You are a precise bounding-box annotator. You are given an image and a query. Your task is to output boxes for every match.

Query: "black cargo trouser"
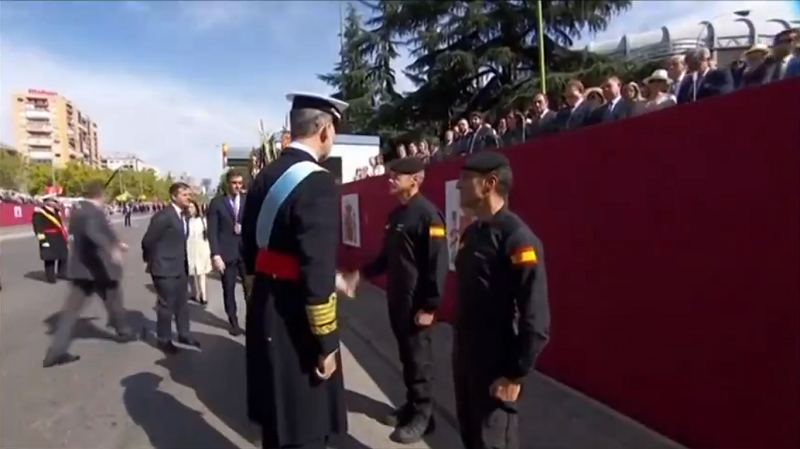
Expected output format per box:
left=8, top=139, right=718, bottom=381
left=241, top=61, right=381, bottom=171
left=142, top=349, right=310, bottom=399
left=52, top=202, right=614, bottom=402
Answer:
left=44, top=259, right=67, bottom=283
left=452, top=352, right=520, bottom=449
left=388, top=300, right=435, bottom=415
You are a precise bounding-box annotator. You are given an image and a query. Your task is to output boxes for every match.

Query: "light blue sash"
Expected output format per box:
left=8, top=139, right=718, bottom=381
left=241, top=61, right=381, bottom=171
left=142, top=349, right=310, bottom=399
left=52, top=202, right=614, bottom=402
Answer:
left=256, top=161, right=327, bottom=248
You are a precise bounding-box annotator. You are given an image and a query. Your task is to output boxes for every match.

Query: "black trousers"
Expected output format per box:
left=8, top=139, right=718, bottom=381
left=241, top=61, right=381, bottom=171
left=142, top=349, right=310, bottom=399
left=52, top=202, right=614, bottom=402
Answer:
left=124, top=213, right=132, bottom=226
left=452, top=357, right=519, bottom=449
left=152, top=275, right=190, bottom=340
left=44, top=259, right=67, bottom=283
left=221, top=259, right=246, bottom=324
left=45, top=279, right=130, bottom=359
left=388, top=302, right=434, bottom=415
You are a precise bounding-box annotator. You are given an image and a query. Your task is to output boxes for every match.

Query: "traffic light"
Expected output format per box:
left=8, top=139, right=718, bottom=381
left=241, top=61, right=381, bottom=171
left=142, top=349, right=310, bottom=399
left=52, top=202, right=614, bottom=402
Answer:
left=221, top=143, right=228, bottom=167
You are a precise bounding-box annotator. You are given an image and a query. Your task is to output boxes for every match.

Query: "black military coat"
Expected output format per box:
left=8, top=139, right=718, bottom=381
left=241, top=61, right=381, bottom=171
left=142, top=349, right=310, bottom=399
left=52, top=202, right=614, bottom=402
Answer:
left=31, top=206, right=69, bottom=262
left=241, top=147, right=347, bottom=448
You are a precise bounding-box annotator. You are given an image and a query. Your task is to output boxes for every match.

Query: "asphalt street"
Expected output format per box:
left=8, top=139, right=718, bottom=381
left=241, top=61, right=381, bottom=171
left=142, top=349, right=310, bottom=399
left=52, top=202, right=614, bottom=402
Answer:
left=0, top=218, right=462, bottom=449
left=0, top=215, right=684, bottom=449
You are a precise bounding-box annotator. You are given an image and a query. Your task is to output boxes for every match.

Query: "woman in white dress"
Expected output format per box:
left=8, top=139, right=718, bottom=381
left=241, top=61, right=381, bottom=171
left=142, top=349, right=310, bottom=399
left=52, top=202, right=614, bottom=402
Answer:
left=186, top=200, right=212, bottom=305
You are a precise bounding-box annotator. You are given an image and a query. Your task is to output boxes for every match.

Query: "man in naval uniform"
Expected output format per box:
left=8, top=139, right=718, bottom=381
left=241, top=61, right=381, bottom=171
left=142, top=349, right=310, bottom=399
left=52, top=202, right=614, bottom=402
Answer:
left=32, top=194, right=69, bottom=283
left=241, top=92, right=352, bottom=449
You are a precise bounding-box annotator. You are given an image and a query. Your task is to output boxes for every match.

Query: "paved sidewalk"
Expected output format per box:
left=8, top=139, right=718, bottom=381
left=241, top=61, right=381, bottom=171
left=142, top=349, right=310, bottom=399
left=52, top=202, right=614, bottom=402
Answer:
left=340, top=283, right=687, bottom=449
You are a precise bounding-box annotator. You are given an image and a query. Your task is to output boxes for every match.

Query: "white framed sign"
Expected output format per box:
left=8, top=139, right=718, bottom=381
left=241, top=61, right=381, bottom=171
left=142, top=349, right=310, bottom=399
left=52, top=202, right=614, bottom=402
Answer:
left=341, top=193, right=361, bottom=248
left=444, top=180, right=476, bottom=271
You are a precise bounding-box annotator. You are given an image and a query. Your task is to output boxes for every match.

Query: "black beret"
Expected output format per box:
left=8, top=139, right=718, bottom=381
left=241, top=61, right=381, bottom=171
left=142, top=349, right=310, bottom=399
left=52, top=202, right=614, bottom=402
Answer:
left=389, top=157, right=426, bottom=174
left=461, top=151, right=510, bottom=174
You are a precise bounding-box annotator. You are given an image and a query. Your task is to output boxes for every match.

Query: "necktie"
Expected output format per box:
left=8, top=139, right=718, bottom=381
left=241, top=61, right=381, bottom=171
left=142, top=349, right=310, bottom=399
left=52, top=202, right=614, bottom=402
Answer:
left=231, top=196, right=239, bottom=219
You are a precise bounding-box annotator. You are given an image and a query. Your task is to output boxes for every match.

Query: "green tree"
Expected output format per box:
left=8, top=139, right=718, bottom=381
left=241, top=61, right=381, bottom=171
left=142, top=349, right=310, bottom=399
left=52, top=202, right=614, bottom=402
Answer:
left=318, top=4, right=377, bottom=133
left=351, top=0, right=637, bottom=138
left=26, top=163, right=54, bottom=195
left=0, top=151, right=27, bottom=190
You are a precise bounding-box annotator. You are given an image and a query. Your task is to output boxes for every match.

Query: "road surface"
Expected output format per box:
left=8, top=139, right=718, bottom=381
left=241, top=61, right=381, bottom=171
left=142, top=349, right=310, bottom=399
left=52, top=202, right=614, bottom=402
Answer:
left=0, top=217, right=683, bottom=449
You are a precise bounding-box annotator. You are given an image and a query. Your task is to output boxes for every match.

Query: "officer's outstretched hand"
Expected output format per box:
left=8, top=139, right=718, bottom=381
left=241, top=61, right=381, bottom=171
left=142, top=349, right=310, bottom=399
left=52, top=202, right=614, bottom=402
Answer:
left=490, top=377, right=522, bottom=403
left=315, top=349, right=339, bottom=380
left=414, top=310, right=435, bottom=327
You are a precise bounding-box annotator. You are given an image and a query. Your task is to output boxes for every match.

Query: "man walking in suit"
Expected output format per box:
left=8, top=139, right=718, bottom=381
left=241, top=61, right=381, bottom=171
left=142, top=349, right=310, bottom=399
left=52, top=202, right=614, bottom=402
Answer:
left=141, top=181, right=200, bottom=354
left=207, top=169, right=247, bottom=336
left=43, top=181, right=135, bottom=368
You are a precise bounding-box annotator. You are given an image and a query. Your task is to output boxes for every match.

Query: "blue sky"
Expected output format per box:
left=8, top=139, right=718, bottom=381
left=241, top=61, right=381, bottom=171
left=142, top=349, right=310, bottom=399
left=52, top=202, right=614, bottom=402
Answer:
left=1, top=1, right=796, bottom=180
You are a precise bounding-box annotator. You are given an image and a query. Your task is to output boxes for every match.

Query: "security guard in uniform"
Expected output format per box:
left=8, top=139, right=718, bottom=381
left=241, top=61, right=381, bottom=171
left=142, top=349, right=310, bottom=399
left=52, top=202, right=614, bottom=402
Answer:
left=453, top=151, right=550, bottom=449
left=32, top=194, right=69, bottom=283
left=241, top=92, right=350, bottom=449
left=356, top=156, right=449, bottom=443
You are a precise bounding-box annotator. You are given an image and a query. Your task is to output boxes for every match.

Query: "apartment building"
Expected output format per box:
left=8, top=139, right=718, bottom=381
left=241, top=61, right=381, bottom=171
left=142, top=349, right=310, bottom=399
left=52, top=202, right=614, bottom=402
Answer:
left=9, top=89, right=101, bottom=167
left=100, top=152, right=159, bottom=175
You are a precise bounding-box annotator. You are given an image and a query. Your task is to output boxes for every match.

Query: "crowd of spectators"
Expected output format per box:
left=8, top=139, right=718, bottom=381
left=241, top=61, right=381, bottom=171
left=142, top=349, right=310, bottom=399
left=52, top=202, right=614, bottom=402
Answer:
left=0, top=189, right=36, bottom=204
left=352, top=28, right=798, bottom=180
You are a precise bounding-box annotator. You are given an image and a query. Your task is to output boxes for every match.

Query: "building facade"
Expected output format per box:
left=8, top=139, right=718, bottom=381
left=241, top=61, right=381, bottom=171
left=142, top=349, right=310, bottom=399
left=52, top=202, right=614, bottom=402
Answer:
left=9, top=89, right=101, bottom=167
left=100, top=152, right=159, bottom=175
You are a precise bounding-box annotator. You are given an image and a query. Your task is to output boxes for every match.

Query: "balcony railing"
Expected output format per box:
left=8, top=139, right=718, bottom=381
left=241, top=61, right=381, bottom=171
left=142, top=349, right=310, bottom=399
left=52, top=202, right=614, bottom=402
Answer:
left=25, top=110, right=51, bottom=120
left=28, top=150, right=54, bottom=160
left=27, top=138, right=53, bottom=146
left=26, top=125, right=53, bottom=133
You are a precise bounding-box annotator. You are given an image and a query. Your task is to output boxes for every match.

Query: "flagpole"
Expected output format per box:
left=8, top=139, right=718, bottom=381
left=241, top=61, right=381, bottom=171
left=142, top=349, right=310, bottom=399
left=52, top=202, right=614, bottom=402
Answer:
left=536, top=0, right=547, bottom=94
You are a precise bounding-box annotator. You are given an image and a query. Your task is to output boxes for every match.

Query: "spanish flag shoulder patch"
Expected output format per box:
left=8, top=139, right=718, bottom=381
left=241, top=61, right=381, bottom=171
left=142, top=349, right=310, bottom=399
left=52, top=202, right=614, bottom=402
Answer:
left=510, top=246, right=537, bottom=266
left=428, top=225, right=446, bottom=238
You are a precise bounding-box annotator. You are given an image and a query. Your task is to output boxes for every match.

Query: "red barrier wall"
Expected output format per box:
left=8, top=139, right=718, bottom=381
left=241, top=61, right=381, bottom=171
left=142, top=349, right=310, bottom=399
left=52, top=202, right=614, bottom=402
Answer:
left=0, top=203, right=36, bottom=228
left=338, top=80, right=800, bottom=449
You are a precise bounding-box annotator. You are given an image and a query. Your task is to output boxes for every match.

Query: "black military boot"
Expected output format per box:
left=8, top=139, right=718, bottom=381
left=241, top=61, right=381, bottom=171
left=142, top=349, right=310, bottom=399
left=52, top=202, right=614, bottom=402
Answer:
left=382, top=402, right=414, bottom=427
left=389, top=410, right=436, bottom=444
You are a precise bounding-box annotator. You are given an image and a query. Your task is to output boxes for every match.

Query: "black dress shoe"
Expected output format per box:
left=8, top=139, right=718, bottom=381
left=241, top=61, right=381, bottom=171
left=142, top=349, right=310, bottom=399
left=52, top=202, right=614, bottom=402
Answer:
left=115, top=330, right=137, bottom=343
left=228, top=323, right=244, bottom=336
left=177, top=335, right=201, bottom=348
left=157, top=339, right=180, bottom=354
left=43, top=353, right=81, bottom=368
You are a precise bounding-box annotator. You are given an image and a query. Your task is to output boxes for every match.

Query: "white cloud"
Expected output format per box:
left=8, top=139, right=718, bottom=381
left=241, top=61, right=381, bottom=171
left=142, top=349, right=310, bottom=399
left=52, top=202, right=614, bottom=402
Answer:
left=0, top=39, right=283, bottom=179
left=175, top=1, right=256, bottom=32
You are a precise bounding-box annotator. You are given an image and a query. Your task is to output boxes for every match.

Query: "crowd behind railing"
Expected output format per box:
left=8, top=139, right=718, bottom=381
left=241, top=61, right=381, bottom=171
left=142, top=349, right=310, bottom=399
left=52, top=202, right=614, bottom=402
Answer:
left=353, top=29, right=799, bottom=181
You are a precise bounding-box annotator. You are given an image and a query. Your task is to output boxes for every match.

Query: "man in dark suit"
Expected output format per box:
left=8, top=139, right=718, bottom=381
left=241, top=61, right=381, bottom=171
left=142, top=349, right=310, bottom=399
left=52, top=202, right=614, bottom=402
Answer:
left=43, top=181, right=135, bottom=368
left=556, top=80, right=592, bottom=131
left=141, top=181, right=200, bottom=354
left=207, top=169, right=247, bottom=336
left=592, top=75, right=631, bottom=124
left=527, top=92, right=556, bottom=139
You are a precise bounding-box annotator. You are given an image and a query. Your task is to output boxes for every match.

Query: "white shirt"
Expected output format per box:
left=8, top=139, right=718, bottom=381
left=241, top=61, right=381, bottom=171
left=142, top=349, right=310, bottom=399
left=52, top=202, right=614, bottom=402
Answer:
left=172, top=202, right=187, bottom=234
left=372, top=165, right=385, bottom=176
left=287, top=141, right=320, bottom=162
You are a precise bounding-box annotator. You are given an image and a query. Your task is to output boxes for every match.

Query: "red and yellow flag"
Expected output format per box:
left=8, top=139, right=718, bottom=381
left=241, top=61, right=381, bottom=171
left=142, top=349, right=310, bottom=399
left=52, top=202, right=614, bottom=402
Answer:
left=429, top=225, right=446, bottom=238
left=511, top=246, right=537, bottom=266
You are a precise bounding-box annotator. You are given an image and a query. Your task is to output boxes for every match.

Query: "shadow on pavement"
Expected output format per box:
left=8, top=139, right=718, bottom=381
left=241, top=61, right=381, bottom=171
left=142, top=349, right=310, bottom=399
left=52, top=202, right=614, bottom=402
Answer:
left=149, top=305, right=389, bottom=449
left=24, top=270, right=50, bottom=283
left=120, top=372, right=239, bottom=449
left=188, top=303, right=232, bottom=332
left=153, top=329, right=260, bottom=445
left=339, top=310, right=455, bottom=449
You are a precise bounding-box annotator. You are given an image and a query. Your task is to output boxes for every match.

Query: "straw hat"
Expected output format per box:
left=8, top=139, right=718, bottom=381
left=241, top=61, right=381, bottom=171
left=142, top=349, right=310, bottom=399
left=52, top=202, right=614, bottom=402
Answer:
left=643, top=69, right=671, bottom=84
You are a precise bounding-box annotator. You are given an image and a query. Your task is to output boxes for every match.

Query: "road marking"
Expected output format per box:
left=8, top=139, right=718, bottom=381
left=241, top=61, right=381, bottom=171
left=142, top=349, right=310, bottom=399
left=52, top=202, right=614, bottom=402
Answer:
left=0, top=215, right=151, bottom=242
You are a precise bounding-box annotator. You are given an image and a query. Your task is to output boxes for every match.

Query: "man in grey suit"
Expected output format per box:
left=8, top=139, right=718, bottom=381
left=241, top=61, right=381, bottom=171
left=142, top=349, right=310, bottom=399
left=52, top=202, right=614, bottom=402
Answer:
left=43, top=181, right=136, bottom=368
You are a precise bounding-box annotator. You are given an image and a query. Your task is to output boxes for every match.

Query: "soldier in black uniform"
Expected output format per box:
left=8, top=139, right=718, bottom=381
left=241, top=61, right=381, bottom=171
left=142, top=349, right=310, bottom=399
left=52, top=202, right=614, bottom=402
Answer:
left=241, top=92, right=350, bottom=449
left=32, top=195, right=69, bottom=283
left=352, top=156, right=449, bottom=443
left=452, top=151, right=550, bottom=449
